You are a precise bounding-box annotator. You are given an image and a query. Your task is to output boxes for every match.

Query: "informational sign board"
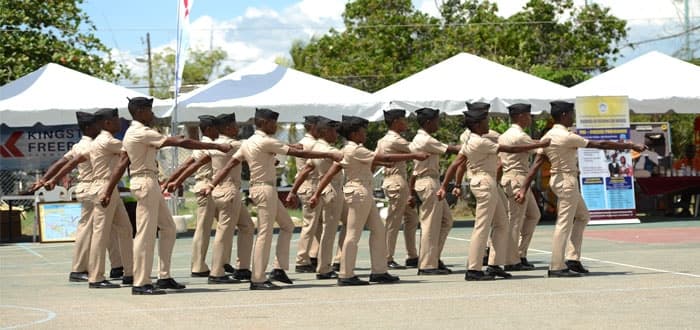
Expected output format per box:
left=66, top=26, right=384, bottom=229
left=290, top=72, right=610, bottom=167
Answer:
left=575, top=96, right=640, bottom=224
left=38, top=202, right=81, bottom=242
left=0, top=123, right=81, bottom=170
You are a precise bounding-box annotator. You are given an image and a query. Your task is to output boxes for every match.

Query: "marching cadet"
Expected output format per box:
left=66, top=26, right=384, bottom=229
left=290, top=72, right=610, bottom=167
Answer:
left=308, top=115, right=429, bottom=286
left=375, top=109, right=419, bottom=269
left=286, top=117, right=343, bottom=279
left=516, top=101, right=646, bottom=277
left=409, top=108, right=461, bottom=275
left=30, top=112, right=100, bottom=283
left=498, top=103, right=541, bottom=271
left=47, top=108, right=135, bottom=288
left=165, top=113, right=255, bottom=284
left=102, top=97, right=231, bottom=295
left=165, top=115, right=222, bottom=277
left=438, top=107, right=549, bottom=281
left=293, top=116, right=322, bottom=273
left=201, top=108, right=341, bottom=290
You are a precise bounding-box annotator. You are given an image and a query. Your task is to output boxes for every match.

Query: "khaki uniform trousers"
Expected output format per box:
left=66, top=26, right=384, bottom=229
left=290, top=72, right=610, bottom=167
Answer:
left=415, top=177, right=453, bottom=269
left=549, top=173, right=590, bottom=271
left=249, top=184, right=294, bottom=283
left=316, top=185, right=342, bottom=273
left=87, top=186, right=134, bottom=283
left=295, top=185, right=321, bottom=266
left=191, top=181, right=217, bottom=273
left=72, top=182, right=94, bottom=272
left=209, top=185, right=255, bottom=277
left=339, top=184, right=388, bottom=278
left=131, top=176, right=177, bottom=287
left=333, top=201, right=348, bottom=264
left=382, top=175, right=418, bottom=262
left=223, top=207, right=254, bottom=270
left=468, top=174, right=508, bottom=270
left=501, top=173, right=542, bottom=265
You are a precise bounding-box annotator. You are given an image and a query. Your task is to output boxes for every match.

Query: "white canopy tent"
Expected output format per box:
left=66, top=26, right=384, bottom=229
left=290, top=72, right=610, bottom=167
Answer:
left=172, top=60, right=383, bottom=123
left=370, top=52, right=572, bottom=120
left=0, top=63, right=168, bottom=126
left=570, top=51, right=700, bottom=114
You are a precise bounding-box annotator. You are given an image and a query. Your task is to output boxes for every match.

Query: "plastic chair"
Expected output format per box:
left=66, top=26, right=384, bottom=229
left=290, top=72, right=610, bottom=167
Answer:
left=34, top=186, right=69, bottom=202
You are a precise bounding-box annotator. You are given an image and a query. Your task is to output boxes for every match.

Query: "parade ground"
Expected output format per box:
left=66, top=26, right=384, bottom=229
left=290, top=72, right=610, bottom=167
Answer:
left=1, top=219, right=699, bottom=329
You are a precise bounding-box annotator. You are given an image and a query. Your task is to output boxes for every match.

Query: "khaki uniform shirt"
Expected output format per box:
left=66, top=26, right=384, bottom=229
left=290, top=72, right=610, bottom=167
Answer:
left=123, top=120, right=167, bottom=176
left=86, top=130, right=122, bottom=181
left=376, top=130, right=410, bottom=178
left=308, top=138, right=342, bottom=193
left=339, top=141, right=375, bottom=188
left=233, top=130, right=289, bottom=184
left=192, top=136, right=214, bottom=182
left=498, top=124, right=534, bottom=175
left=463, top=132, right=499, bottom=177
left=64, top=136, right=95, bottom=182
left=204, top=134, right=241, bottom=187
left=409, top=129, right=448, bottom=178
left=296, top=133, right=317, bottom=193
left=538, top=124, right=589, bottom=174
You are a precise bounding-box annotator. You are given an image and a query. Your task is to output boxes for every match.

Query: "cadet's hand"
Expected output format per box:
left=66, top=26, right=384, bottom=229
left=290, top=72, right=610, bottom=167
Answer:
left=414, top=152, right=430, bottom=161
left=407, top=194, right=416, bottom=207
left=43, top=179, right=57, bottom=191
left=198, top=187, right=212, bottom=197
left=452, top=186, right=462, bottom=198
left=28, top=180, right=45, bottom=193
left=632, top=144, right=649, bottom=152
left=514, top=187, right=527, bottom=204
left=285, top=192, right=298, bottom=208
left=99, top=192, right=111, bottom=208
left=165, top=181, right=179, bottom=193
left=217, top=143, right=232, bottom=153
left=539, top=138, right=551, bottom=147
left=436, top=188, right=446, bottom=201
left=308, top=195, right=319, bottom=209
left=288, top=143, right=303, bottom=150
left=330, top=151, right=343, bottom=163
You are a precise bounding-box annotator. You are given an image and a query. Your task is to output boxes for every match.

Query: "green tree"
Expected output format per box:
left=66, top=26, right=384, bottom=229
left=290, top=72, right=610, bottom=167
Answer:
left=145, top=47, right=233, bottom=98
left=0, top=0, right=126, bottom=84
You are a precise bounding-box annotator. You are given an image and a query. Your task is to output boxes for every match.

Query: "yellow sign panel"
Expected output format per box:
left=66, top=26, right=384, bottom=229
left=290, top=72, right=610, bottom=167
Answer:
left=575, top=96, right=630, bottom=129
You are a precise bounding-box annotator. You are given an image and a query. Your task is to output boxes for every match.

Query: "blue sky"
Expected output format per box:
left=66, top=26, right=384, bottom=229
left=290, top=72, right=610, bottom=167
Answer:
left=80, top=0, right=699, bottom=92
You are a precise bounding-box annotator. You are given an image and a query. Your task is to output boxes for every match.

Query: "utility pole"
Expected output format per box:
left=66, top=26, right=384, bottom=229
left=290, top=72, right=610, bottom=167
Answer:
left=146, top=32, right=154, bottom=96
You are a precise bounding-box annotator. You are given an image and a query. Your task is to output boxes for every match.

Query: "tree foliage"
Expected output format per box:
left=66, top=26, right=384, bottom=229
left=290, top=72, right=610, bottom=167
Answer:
left=0, top=0, right=126, bottom=84
left=144, top=47, right=233, bottom=98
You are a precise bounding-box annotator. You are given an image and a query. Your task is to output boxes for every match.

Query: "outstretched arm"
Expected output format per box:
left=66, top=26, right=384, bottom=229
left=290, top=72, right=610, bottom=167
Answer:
left=30, top=157, right=70, bottom=192
left=200, top=157, right=242, bottom=196
left=374, top=152, right=429, bottom=163
left=498, top=139, right=550, bottom=154
left=587, top=140, right=647, bottom=152
left=165, top=155, right=211, bottom=193
left=163, top=156, right=195, bottom=187
left=43, top=155, right=88, bottom=190
left=287, top=149, right=342, bottom=162
left=99, top=152, right=131, bottom=207
left=446, top=144, right=461, bottom=155
left=162, top=136, right=232, bottom=153
left=437, top=153, right=468, bottom=201
left=514, top=153, right=547, bottom=204
left=285, top=163, right=315, bottom=207
left=308, top=163, right=342, bottom=209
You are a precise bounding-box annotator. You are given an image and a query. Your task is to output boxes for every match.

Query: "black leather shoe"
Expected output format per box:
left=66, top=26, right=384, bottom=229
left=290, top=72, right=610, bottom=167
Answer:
left=295, top=264, right=316, bottom=273
left=566, top=260, right=590, bottom=274
left=208, top=275, right=241, bottom=284
left=504, top=263, right=535, bottom=271
left=465, top=270, right=495, bottom=281
left=223, top=264, right=236, bottom=274
left=310, top=257, right=318, bottom=268
left=332, top=263, right=341, bottom=272
left=156, top=278, right=186, bottom=290
left=520, top=257, right=534, bottom=268
left=337, top=276, right=369, bottom=286
left=89, top=280, right=120, bottom=288
left=417, top=268, right=450, bottom=275
left=369, top=272, right=400, bottom=283
left=316, top=271, right=339, bottom=280
left=438, top=260, right=453, bottom=274
left=250, top=280, right=281, bottom=290
left=387, top=260, right=406, bottom=269
left=268, top=269, right=293, bottom=284
left=109, top=267, right=124, bottom=279
left=122, top=276, right=133, bottom=285
left=233, top=269, right=252, bottom=281
left=191, top=270, right=210, bottom=277
left=547, top=269, right=582, bottom=278
left=132, top=284, right=166, bottom=295
left=404, top=257, right=418, bottom=268
left=485, top=265, right=512, bottom=279
left=69, top=272, right=88, bottom=282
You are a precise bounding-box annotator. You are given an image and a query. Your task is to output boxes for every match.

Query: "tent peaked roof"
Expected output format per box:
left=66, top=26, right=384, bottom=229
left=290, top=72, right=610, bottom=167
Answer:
left=570, top=51, right=700, bottom=114
left=175, top=60, right=381, bottom=122
left=0, top=63, right=163, bottom=126
left=372, top=52, right=572, bottom=116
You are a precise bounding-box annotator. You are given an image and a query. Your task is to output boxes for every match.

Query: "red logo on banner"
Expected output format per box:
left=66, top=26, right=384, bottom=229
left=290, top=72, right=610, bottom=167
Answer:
left=0, top=131, right=24, bottom=157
